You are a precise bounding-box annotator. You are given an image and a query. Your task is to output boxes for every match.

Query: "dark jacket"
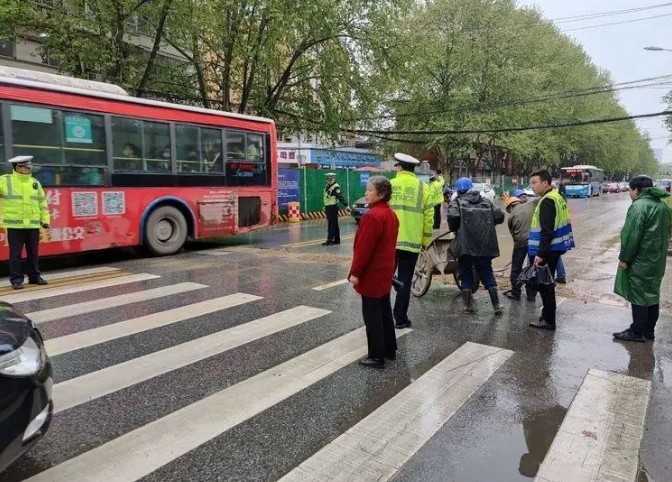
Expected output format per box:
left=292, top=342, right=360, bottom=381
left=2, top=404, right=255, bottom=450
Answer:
left=537, top=195, right=557, bottom=258
left=614, top=187, right=671, bottom=306
left=507, top=200, right=537, bottom=248
left=447, top=190, right=505, bottom=258
left=348, top=200, right=399, bottom=298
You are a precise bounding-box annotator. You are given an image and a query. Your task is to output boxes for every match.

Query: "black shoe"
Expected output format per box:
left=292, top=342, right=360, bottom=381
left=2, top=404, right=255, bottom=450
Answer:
left=29, top=277, right=48, bottom=286
left=332, top=241, right=341, bottom=245
left=488, top=288, right=503, bottom=316
left=384, top=352, right=396, bottom=361
left=644, top=332, right=655, bottom=341
left=556, top=278, right=567, bottom=284
left=613, top=329, right=646, bottom=343
left=359, top=357, right=385, bottom=369
left=395, top=320, right=412, bottom=329
left=321, top=241, right=333, bottom=246
left=503, top=290, right=521, bottom=301
left=11, top=282, right=24, bottom=290
left=461, top=289, right=475, bottom=314
left=529, top=319, right=556, bottom=330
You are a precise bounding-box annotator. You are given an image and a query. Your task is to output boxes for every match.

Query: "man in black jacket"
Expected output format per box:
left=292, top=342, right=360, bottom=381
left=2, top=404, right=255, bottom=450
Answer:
left=447, top=177, right=505, bottom=315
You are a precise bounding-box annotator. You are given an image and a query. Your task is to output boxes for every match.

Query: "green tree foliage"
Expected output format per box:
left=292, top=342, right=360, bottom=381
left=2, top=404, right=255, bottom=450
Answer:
left=379, top=0, right=659, bottom=177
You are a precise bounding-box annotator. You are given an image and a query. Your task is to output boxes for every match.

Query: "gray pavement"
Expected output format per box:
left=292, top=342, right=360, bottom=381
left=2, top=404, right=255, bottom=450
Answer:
left=1, top=192, right=670, bottom=482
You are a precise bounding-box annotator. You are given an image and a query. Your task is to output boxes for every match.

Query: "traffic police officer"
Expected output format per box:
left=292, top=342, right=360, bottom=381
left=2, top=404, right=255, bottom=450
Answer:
left=428, top=171, right=445, bottom=229
left=0, top=156, right=50, bottom=289
left=323, top=172, right=347, bottom=245
left=390, top=153, right=433, bottom=328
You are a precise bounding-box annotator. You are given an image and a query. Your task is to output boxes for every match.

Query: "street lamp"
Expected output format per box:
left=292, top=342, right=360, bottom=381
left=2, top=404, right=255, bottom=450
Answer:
left=644, top=46, right=672, bottom=52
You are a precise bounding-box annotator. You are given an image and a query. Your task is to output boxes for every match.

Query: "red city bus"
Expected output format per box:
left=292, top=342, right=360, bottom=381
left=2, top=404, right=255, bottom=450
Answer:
left=0, top=67, right=278, bottom=259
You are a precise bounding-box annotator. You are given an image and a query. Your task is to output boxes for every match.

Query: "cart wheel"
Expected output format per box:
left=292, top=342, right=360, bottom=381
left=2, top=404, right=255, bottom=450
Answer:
left=411, top=252, right=432, bottom=297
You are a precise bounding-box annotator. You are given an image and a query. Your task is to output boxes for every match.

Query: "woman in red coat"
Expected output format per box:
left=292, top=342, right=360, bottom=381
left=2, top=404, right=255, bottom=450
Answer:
left=348, top=176, right=399, bottom=369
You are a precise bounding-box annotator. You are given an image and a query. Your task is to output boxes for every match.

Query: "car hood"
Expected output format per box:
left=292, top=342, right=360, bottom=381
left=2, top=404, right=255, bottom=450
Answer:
left=0, top=302, right=30, bottom=357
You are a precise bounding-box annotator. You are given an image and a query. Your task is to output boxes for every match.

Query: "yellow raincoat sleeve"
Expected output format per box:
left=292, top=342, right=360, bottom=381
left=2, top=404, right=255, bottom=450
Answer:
left=38, top=182, right=50, bottom=225
left=422, top=186, right=433, bottom=247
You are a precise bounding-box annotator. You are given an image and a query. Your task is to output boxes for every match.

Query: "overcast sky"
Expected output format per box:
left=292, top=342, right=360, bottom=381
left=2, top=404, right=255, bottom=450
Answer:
left=517, top=0, right=672, bottom=164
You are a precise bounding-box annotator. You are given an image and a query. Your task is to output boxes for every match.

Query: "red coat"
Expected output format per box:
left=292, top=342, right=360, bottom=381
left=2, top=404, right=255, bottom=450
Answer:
left=349, top=201, right=399, bottom=298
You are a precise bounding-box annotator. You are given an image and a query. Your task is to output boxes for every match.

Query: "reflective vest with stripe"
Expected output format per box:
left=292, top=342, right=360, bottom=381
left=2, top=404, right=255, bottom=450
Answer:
left=0, top=172, right=50, bottom=229
left=528, top=189, right=574, bottom=256
left=323, top=182, right=340, bottom=207
left=428, top=179, right=443, bottom=206
left=390, top=171, right=433, bottom=253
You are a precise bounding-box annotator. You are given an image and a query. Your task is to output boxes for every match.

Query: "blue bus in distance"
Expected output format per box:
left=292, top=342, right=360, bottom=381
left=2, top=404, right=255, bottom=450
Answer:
left=561, top=165, right=604, bottom=198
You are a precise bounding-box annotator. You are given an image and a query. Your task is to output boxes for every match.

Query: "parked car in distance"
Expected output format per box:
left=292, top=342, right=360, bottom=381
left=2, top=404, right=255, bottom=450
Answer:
left=0, top=302, right=53, bottom=474
left=618, top=182, right=629, bottom=192
left=601, top=183, right=610, bottom=194
left=351, top=197, right=368, bottom=224
left=471, top=183, right=496, bottom=203
left=657, top=179, right=671, bottom=193
left=607, top=182, right=620, bottom=193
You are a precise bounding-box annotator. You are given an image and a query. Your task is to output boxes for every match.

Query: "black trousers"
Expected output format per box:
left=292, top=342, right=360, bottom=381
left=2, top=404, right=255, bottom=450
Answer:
left=8, top=228, right=41, bottom=285
left=394, top=249, right=419, bottom=324
left=362, top=294, right=397, bottom=359
left=433, top=204, right=441, bottom=230
left=511, top=246, right=536, bottom=299
left=325, top=205, right=340, bottom=243
left=534, top=253, right=561, bottom=325
left=630, top=304, right=660, bottom=337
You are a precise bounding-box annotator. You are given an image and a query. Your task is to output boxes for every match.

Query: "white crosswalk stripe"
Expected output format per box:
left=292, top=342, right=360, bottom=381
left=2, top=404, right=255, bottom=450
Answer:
left=27, top=282, right=207, bottom=323
left=1, top=273, right=160, bottom=304
left=0, top=266, right=120, bottom=287
left=53, top=305, right=331, bottom=413
left=27, top=327, right=412, bottom=482
left=312, top=279, right=349, bottom=291
left=45, top=293, right=262, bottom=356
left=281, top=342, right=513, bottom=482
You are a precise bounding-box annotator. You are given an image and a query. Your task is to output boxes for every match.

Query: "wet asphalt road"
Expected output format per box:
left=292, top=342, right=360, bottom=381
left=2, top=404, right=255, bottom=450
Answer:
left=1, top=192, right=670, bottom=482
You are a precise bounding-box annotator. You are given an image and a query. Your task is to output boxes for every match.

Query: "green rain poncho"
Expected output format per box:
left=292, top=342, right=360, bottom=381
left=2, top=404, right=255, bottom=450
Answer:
left=614, top=187, right=672, bottom=306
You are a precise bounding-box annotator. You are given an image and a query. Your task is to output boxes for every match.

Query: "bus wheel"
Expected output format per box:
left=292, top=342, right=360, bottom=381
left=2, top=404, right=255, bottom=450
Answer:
left=145, top=206, right=188, bottom=256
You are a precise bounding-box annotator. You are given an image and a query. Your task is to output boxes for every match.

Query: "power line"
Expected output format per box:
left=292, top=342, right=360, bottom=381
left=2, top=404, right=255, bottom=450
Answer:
left=551, top=2, right=672, bottom=23
left=340, top=110, right=672, bottom=136
left=563, top=12, right=672, bottom=32
left=346, top=74, right=672, bottom=122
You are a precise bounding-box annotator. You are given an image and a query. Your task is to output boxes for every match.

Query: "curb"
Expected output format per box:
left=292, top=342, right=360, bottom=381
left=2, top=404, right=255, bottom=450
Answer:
left=277, top=210, right=351, bottom=223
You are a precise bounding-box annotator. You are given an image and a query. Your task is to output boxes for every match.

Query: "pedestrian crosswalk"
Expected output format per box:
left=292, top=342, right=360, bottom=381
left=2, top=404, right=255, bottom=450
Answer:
left=1, top=265, right=653, bottom=482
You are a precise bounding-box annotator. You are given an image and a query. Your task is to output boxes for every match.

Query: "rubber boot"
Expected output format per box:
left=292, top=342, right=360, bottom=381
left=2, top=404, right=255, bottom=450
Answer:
left=488, top=288, right=503, bottom=316
left=461, top=289, right=475, bottom=314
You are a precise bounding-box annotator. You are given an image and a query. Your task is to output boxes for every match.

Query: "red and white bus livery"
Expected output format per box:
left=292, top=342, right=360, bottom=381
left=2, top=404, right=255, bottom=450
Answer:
left=0, top=67, right=278, bottom=258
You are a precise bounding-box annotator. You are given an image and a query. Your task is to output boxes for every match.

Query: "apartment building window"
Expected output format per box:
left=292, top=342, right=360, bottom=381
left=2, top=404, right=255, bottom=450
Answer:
left=0, top=39, right=15, bottom=58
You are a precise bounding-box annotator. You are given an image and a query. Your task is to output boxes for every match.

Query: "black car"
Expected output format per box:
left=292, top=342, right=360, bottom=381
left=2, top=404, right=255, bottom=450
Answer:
left=0, top=301, right=53, bottom=473
left=351, top=197, right=369, bottom=224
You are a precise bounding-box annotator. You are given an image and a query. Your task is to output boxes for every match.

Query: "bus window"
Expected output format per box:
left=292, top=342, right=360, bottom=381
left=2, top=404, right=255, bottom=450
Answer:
left=176, top=124, right=200, bottom=173
left=11, top=104, right=64, bottom=165
left=143, top=121, right=170, bottom=173
left=201, top=128, right=223, bottom=173
left=112, top=117, right=143, bottom=171
left=63, top=112, right=106, bottom=166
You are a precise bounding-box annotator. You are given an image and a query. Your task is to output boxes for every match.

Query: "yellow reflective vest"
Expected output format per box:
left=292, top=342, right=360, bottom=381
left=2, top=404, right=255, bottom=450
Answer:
left=428, top=178, right=444, bottom=206
left=390, top=171, right=433, bottom=253
left=528, top=189, right=574, bottom=256
left=0, top=172, right=50, bottom=229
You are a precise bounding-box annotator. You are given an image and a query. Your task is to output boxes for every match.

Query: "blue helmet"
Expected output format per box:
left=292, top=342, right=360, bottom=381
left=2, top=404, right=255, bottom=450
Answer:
left=455, top=177, right=473, bottom=193
left=512, top=189, right=526, bottom=198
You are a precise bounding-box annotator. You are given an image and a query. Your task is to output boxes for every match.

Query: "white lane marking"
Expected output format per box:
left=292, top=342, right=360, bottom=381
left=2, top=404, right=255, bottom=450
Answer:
left=27, top=282, right=207, bottom=324
left=535, top=369, right=651, bottom=482
left=281, top=342, right=513, bottom=482
left=1, top=273, right=160, bottom=304
left=194, top=249, right=231, bottom=256
left=53, top=305, right=331, bottom=413
left=28, top=327, right=411, bottom=482
left=312, top=279, right=349, bottom=291
left=0, top=266, right=121, bottom=287
left=45, top=293, right=262, bottom=356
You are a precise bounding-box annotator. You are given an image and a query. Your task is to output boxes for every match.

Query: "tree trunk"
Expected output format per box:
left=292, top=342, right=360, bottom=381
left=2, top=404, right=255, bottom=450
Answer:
left=136, top=0, right=173, bottom=97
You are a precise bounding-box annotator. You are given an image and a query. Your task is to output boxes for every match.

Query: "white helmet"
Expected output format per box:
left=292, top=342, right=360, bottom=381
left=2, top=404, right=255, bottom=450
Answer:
left=8, top=155, right=33, bottom=165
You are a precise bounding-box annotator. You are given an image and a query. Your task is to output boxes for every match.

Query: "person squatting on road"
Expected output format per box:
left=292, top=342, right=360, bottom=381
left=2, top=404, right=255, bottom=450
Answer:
left=502, top=194, right=537, bottom=302
left=0, top=156, right=50, bottom=290
left=348, top=176, right=399, bottom=369
left=613, top=175, right=671, bottom=343
left=447, top=177, right=505, bottom=315
left=322, top=172, right=348, bottom=246
left=428, top=170, right=445, bottom=229
left=390, top=153, right=434, bottom=329
left=528, top=169, right=575, bottom=331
